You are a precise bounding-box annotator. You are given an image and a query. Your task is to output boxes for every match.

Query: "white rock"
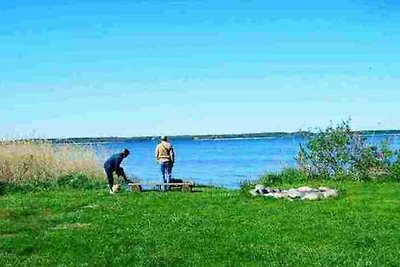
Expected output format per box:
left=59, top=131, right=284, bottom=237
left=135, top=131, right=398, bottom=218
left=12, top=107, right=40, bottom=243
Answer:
left=251, top=185, right=338, bottom=201
left=287, top=189, right=303, bottom=199
left=255, top=184, right=265, bottom=191
left=318, top=187, right=331, bottom=192
left=297, top=186, right=315, bottom=193
left=272, top=193, right=287, bottom=199
left=322, top=189, right=339, bottom=198
left=301, top=192, right=322, bottom=201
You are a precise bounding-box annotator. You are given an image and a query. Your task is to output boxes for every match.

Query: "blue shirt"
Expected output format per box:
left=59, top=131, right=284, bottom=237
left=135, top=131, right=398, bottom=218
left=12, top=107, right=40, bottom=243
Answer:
left=104, top=153, right=124, bottom=172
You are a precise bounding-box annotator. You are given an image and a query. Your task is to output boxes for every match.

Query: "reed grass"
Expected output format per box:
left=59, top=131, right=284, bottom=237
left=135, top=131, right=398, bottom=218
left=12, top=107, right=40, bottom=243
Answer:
left=0, top=140, right=103, bottom=184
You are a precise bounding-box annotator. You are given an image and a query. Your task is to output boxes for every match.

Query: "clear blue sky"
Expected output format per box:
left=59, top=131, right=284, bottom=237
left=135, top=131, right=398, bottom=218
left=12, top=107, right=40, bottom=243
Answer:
left=1, top=0, right=399, bottom=139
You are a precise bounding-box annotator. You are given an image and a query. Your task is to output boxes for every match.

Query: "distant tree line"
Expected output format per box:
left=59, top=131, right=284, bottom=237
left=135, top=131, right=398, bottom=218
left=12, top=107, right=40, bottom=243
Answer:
left=44, top=129, right=400, bottom=144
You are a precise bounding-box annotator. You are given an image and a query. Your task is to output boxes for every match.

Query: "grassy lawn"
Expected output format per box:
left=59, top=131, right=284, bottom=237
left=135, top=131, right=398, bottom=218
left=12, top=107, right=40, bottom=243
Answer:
left=1, top=182, right=400, bottom=266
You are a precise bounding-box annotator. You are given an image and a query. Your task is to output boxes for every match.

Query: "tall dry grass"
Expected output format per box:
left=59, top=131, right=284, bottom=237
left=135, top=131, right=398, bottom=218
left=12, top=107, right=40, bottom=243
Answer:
left=0, top=140, right=104, bottom=184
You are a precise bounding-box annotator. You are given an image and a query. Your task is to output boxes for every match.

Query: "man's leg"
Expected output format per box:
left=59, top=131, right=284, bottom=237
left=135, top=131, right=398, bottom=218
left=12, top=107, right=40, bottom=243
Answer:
left=167, top=162, right=173, bottom=183
left=160, top=162, right=167, bottom=191
left=105, top=168, right=114, bottom=193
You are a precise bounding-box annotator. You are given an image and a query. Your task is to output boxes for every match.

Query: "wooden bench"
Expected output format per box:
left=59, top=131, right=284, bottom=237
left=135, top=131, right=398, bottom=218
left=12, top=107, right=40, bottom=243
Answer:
left=128, top=182, right=193, bottom=192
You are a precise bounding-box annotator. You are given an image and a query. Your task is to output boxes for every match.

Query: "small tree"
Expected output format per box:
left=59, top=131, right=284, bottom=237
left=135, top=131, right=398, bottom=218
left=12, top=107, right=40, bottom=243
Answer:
left=297, top=120, right=394, bottom=180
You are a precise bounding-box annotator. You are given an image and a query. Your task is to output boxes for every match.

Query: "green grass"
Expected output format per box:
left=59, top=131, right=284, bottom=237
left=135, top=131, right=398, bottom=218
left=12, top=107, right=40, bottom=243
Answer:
left=1, top=182, right=400, bottom=266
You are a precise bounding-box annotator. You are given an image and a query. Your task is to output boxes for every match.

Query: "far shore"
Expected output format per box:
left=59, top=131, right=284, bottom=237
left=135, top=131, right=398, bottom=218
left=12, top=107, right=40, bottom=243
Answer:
left=33, top=129, right=400, bottom=144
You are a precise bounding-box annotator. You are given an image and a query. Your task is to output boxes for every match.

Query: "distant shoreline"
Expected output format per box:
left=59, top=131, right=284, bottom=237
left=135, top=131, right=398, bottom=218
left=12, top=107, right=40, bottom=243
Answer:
left=44, top=130, right=400, bottom=144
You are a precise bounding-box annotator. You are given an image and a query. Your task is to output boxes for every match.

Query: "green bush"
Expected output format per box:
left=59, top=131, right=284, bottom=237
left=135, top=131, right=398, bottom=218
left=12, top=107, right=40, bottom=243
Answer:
left=390, top=161, right=400, bottom=182
left=0, top=182, right=4, bottom=196
left=297, top=120, right=397, bottom=181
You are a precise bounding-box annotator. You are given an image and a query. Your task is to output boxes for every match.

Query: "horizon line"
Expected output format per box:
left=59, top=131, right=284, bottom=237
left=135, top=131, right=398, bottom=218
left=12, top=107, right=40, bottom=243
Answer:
left=40, top=128, right=400, bottom=140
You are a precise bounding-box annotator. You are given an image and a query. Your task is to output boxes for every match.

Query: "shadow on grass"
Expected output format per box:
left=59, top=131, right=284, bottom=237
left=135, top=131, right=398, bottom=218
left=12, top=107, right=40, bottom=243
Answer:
left=128, top=187, right=204, bottom=193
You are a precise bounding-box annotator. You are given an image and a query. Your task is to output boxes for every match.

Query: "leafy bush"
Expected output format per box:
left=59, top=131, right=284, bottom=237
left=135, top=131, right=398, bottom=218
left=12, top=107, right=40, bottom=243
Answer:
left=297, top=120, right=398, bottom=181
left=242, top=121, right=400, bottom=191
left=390, top=160, right=400, bottom=182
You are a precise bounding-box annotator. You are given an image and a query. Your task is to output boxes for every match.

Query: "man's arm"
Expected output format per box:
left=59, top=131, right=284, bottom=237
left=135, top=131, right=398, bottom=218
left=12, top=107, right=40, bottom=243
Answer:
left=155, top=145, right=160, bottom=162
left=116, top=167, right=127, bottom=180
left=115, top=156, right=127, bottom=180
left=170, top=146, right=175, bottom=163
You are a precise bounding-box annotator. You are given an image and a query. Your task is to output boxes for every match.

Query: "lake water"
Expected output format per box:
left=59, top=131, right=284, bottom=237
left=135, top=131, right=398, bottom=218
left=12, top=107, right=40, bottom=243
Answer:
left=94, top=134, right=400, bottom=189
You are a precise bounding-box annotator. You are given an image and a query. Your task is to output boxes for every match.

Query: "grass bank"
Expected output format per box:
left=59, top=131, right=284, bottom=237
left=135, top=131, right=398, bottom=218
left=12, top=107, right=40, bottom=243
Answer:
left=1, top=182, right=400, bottom=266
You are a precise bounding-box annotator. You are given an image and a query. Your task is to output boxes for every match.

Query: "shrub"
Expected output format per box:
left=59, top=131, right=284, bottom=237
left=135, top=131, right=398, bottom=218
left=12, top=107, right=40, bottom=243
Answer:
left=390, top=160, right=400, bottom=182
left=297, top=120, right=397, bottom=181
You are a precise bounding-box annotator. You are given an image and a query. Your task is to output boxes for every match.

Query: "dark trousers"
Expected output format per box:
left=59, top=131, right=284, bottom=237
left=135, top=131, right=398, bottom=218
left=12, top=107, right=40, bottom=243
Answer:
left=105, top=167, right=114, bottom=189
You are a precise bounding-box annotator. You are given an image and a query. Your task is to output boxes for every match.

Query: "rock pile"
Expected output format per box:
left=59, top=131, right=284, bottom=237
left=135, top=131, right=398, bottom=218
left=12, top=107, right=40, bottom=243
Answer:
left=250, top=185, right=339, bottom=201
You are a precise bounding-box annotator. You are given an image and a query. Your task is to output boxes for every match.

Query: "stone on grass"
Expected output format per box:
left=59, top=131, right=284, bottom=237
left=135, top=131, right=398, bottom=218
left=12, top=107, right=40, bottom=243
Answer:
left=301, top=192, right=322, bottom=201
left=297, top=186, right=314, bottom=192
left=255, top=184, right=265, bottom=191
left=322, top=189, right=339, bottom=198
left=250, top=185, right=339, bottom=201
left=287, top=189, right=303, bottom=199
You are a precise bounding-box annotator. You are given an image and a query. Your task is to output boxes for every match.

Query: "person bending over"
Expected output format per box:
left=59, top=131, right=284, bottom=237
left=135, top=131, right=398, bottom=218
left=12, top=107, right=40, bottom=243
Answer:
left=155, top=136, right=175, bottom=190
left=104, top=149, right=131, bottom=194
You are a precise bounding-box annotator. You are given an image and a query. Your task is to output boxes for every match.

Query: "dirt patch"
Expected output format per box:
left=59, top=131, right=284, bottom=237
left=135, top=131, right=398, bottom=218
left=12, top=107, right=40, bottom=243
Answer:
left=41, top=208, right=54, bottom=216
left=0, top=209, right=12, bottom=219
left=0, top=233, right=17, bottom=238
left=81, top=204, right=99, bottom=209
left=52, top=223, right=92, bottom=230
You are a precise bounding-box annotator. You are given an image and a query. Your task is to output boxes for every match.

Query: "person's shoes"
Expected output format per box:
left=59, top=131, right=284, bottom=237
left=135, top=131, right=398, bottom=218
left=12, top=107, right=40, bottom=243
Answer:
left=109, top=187, right=115, bottom=194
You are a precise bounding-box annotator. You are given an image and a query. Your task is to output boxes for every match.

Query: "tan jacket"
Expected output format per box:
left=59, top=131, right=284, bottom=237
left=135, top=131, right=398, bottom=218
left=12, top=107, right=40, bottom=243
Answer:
left=155, top=141, right=175, bottom=163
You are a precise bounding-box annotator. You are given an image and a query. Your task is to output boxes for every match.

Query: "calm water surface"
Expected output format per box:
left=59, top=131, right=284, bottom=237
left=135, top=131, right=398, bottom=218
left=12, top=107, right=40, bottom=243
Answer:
left=93, top=134, right=400, bottom=189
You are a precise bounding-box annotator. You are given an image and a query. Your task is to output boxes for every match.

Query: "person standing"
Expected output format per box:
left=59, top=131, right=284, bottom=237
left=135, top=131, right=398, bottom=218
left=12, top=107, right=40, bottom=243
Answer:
left=104, top=149, right=131, bottom=194
left=155, top=136, right=175, bottom=190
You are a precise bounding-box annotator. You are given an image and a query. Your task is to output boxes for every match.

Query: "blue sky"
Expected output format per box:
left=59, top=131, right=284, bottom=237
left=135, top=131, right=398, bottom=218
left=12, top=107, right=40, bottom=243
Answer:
left=1, top=0, right=399, bottom=138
